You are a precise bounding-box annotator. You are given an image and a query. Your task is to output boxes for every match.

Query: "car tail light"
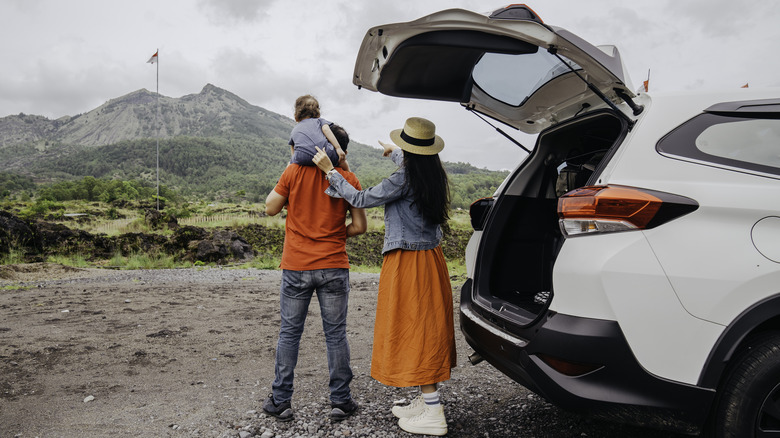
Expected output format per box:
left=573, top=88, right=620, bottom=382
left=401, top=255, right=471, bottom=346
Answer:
left=557, top=185, right=698, bottom=237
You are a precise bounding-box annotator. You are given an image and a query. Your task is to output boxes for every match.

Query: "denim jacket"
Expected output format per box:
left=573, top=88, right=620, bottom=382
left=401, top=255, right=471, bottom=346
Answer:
left=326, top=148, right=442, bottom=254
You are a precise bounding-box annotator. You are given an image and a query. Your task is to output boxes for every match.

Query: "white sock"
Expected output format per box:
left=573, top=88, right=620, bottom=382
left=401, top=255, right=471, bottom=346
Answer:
left=422, top=390, right=440, bottom=407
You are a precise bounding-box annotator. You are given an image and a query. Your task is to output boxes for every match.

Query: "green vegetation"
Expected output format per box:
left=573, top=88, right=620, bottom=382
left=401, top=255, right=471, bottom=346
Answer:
left=9, top=137, right=506, bottom=209
left=1, top=197, right=477, bottom=275
left=0, top=84, right=507, bottom=273
left=37, top=176, right=178, bottom=204
left=46, top=253, right=90, bottom=268
left=0, top=248, right=25, bottom=265
left=108, top=251, right=186, bottom=270
left=0, top=172, right=36, bottom=199
left=1, top=284, right=32, bottom=291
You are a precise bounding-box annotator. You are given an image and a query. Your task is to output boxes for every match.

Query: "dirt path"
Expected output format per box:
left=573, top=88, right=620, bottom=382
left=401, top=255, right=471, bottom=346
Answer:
left=0, top=264, right=688, bottom=437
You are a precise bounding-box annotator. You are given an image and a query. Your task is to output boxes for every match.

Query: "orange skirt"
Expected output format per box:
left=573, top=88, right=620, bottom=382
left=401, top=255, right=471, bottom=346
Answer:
left=370, top=246, right=457, bottom=387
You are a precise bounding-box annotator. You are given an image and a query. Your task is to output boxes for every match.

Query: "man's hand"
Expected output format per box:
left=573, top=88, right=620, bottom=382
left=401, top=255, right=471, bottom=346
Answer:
left=379, top=140, right=399, bottom=157
left=313, top=146, right=335, bottom=173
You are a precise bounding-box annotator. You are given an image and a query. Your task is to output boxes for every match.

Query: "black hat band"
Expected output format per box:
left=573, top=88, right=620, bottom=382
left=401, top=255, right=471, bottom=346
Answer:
left=400, top=130, right=435, bottom=147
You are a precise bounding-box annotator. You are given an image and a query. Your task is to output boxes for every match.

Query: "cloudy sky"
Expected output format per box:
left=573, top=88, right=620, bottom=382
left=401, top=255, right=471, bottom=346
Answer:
left=1, top=0, right=778, bottom=170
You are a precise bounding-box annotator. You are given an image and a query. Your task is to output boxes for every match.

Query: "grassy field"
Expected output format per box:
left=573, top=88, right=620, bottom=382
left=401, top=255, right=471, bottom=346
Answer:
left=1, top=199, right=474, bottom=277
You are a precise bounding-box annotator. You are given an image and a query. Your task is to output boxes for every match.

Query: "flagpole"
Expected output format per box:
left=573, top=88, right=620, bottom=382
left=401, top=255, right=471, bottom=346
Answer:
left=155, top=48, right=160, bottom=211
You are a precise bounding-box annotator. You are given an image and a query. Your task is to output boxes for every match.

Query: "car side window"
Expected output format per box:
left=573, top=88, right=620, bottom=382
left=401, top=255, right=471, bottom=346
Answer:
left=657, top=113, right=780, bottom=178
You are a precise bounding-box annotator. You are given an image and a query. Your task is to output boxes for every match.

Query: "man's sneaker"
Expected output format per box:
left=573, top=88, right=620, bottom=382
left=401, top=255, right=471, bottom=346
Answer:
left=262, top=394, right=293, bottom=422
left=392, top=395, right=426, bottom=419
left=330, top=398, right=359, bottom=421
left=397, top=404, right=447, bottom=436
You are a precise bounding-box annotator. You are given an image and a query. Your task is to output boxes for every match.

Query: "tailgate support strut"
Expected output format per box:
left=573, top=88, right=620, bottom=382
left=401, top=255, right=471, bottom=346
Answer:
left=549, top=47, right=641, bottom=129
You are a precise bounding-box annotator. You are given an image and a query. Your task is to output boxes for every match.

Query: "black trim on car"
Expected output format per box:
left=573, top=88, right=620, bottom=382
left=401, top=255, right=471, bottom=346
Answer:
left=704, top=98, right=780, bottom=117
left=460, top=279, right=715, bottom=434
left=698, top=294, right=780, bottom=389
left=657, top=100, right=780, bottom=178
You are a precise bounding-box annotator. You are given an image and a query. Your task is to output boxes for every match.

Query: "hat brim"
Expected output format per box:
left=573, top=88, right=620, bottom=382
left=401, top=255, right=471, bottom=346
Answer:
left=389, top=129, right=444, bottom=155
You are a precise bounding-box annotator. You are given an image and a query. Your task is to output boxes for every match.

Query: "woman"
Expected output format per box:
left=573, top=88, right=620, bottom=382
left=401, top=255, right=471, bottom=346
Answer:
left=313, top=117, right=456, bottom=436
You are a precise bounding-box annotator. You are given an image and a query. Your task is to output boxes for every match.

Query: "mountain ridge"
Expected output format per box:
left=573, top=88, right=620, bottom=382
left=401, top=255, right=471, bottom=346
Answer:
left=0, top=84, right=293, bottom=150
left=0, top=84, right=507, bottom=207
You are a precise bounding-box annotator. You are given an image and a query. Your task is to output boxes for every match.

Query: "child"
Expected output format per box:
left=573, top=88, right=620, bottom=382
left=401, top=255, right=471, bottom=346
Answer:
left=289, top=95, right=345, bottom=167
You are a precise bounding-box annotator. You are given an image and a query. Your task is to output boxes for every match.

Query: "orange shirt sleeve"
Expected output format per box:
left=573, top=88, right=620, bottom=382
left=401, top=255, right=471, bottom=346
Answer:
left=274, top=166, right=291, bottom=198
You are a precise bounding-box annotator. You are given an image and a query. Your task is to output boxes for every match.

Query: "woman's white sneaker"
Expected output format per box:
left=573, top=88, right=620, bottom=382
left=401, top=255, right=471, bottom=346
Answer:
left=392, top=395, right=426, bottom=419
left=397, top=404, right=447, bottom=436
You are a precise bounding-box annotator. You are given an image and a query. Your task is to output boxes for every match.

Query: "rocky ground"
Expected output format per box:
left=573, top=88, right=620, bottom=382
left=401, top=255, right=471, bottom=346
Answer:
left=0, top=264, right=691, bottom=438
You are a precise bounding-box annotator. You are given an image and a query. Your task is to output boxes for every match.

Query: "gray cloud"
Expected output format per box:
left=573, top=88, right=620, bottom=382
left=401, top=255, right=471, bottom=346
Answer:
left=1, top=0, right=779, bottom=170
left=197, top=0, right=271, bottom=25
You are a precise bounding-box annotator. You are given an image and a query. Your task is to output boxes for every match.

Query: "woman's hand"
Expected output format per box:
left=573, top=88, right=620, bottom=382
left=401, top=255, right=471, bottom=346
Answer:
left=379, top=140, right=399, bottom=157
left=312, top=146, right=335, bottom=173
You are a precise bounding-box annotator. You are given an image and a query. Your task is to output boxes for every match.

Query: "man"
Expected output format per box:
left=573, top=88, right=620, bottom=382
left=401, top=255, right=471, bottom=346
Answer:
left=262, top=125, right=366, bottom=422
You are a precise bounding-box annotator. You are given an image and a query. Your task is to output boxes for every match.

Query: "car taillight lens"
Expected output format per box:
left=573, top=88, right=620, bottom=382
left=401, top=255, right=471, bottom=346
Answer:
left=557, top=185, right=698, bottom=237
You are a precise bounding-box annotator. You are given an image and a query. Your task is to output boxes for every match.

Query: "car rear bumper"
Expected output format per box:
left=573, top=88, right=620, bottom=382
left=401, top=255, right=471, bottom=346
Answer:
left=459, top=279, right=714, bottom=435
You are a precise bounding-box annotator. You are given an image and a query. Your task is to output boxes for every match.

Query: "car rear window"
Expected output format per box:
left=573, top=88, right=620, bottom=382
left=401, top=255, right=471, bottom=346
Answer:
left=472, top=51, right=581, bottom=106
left=657, top=113, right=780, bottom=178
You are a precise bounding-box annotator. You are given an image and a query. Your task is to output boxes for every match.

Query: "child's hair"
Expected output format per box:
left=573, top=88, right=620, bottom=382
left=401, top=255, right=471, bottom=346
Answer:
left=294, top=95, right=321, bottom=122
left=331, top=124, right=349, bottom=151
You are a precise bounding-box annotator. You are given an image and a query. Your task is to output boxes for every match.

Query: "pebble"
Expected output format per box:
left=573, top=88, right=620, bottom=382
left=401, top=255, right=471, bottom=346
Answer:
left=83, top=395, right=95, bottom=403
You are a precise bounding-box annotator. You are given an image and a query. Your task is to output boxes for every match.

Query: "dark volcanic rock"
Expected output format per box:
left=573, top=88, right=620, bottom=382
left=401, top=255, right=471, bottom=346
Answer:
left=35, top=221, right=114, bottom=259
left=168, top=225, right=209, bottom=250
left=192, top=229, right=253, bottom=264
left=144, top=209, right=178, bottom=230
left=0, top=210, right=38, bottom=254
left=1, top=211, right=258, bottom=265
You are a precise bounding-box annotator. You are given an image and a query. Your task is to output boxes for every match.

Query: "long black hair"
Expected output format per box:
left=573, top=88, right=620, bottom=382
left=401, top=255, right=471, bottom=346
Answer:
left=403, top=151, right=450, bottom=224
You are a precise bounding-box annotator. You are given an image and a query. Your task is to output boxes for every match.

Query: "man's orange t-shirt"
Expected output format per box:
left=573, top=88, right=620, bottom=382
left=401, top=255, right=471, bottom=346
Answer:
left=273, top=164, right=361, bottom=271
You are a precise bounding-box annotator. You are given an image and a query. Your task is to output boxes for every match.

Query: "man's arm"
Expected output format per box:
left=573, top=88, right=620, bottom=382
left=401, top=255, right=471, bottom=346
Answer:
left=346, top=206, right=367, bottom=237
left=265, top=189, right=287, bottom=216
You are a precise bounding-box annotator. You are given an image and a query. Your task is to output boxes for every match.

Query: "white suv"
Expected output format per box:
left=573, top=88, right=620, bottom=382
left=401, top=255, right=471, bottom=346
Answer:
left=352, top=5, right=780, bottom=436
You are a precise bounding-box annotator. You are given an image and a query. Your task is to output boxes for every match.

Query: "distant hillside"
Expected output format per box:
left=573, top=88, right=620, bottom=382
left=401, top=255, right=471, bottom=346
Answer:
left=0, top=84, right=292, bottom=148
left=0, top=84, right=507, bottom=207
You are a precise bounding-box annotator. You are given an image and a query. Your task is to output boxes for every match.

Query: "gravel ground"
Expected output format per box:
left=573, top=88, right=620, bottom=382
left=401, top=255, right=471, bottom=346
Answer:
left=0, top=264, right=691, bottom=438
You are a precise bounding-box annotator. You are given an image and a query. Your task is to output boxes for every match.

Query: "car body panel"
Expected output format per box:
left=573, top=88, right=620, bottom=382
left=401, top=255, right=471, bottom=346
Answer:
left=551, top=231, right=726, bottom=384
left=598, top=90, right=780, bottom=325
left=460, top=280, right=713, bottom=435
left=352, top=8, right=635, bottom=133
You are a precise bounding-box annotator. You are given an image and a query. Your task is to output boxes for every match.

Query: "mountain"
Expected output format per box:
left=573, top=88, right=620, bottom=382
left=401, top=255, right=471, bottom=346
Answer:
left=1, top=84, right=292, bottom=149
left=0, top=84, right=507, bottom=207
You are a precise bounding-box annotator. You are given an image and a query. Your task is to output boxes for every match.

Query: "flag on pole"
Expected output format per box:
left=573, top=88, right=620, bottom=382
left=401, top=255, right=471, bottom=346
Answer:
left=741, top=83, right=749, bottom=88
left=637, top=69, right=650, bottom=93
left=147, top=51, right=158, bottom=64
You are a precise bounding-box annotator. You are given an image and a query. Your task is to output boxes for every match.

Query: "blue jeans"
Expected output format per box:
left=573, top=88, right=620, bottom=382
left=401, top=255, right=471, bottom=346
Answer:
left=272, top=268, right=353, bottom=404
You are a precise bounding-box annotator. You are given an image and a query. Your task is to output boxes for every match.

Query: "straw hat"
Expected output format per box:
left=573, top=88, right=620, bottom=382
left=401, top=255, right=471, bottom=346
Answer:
left=389, top=117, right=444, bottom=155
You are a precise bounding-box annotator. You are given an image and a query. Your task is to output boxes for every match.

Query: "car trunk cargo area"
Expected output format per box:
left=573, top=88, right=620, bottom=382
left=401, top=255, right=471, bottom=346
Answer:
left=472, top=111, right=626, bottom=328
